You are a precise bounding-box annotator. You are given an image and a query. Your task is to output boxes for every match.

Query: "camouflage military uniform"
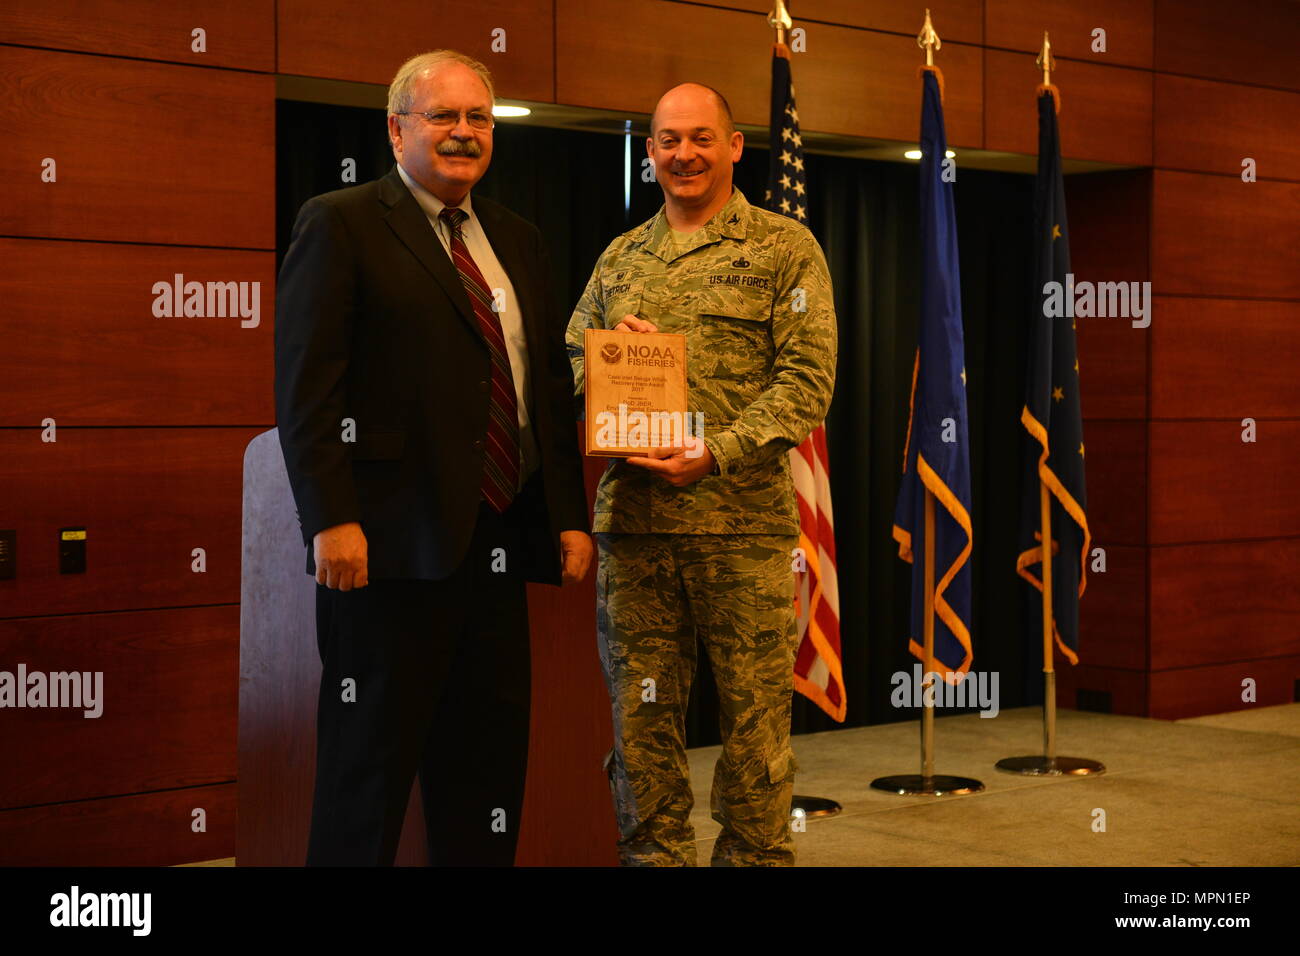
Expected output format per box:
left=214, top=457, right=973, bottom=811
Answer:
left=567, top=187, right=836, bottom=866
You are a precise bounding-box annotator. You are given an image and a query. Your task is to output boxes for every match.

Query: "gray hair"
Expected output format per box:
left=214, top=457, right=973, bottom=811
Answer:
left=387, top=50, right=496, bottom=116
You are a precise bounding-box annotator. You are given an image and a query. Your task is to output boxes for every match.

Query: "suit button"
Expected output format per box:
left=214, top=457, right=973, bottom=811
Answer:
left=478, top=379, right=489, bottom=392
left=473, top=439, right=484, bottom=452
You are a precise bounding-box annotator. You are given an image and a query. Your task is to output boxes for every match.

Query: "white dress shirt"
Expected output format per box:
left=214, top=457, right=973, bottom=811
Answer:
left=396, top=162, right=540, bottom=487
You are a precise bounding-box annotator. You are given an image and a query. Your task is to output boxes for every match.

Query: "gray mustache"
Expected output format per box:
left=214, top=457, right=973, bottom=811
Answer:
left=437, top=139, right=482, bottom=157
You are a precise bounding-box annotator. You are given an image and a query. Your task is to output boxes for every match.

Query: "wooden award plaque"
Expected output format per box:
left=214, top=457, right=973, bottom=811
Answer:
left=584, top=328, right=690, bottom=457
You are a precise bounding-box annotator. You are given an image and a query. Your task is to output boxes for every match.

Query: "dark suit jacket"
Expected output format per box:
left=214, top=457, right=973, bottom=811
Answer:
left=275, top=165, right=589, bottom=584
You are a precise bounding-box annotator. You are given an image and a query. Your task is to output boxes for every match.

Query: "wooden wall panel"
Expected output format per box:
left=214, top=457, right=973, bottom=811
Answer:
left=0, top=783, right=235, bottom=866
left=1150, top=421, right=1300, bottom=544
left=556, top=0, right=983, bottom=147
left=0, top=428, right=260, bottom=618
left=0, top=47, right=274, bottom=248
left=1067, top=169, right=1151, bottom=420
left=0, top=606, right=237, bottom=810
left=985, top=48, right=1152, bottom=164
left=1154, top=0, right=1300, bottom=92
left=276, top=0, right=554, bottom=102
left=1149, top=655, right=1300, bottom=720
left=1151, top=297, right=1300, bottom=420
left=1055, top=662, right=1147, bottom=716
left=1150, top=538, right=1300, bottom=670
left=686, top=0, right=985, bottom=42
left=1152, top=172, right=1300, bottom=299
left=1081, top=421, right=1147, bottom=548
left=0, top=239, right=274, bottom=427
left=1155, top=74, right=1300, bottom=179
left=986, top=0, right=1153, bottom=69
left=1079, top=544, right=1146, bottom=670
left=0, top=1, right=274, bottom=71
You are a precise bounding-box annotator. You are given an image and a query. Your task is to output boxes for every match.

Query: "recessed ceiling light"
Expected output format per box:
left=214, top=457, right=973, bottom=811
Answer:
left=493, top=105, right=531, bottom=118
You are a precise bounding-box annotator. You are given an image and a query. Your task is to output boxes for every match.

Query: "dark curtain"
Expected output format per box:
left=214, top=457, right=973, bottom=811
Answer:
left=277, top=100, right=1037, bottom=747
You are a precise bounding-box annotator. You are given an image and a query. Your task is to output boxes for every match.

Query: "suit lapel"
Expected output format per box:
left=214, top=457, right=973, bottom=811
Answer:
left=377, top=167, right=482, bottom=343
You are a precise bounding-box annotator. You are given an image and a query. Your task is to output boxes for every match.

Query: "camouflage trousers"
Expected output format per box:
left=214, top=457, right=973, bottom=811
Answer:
left=595, top=531, right=801, bottom=867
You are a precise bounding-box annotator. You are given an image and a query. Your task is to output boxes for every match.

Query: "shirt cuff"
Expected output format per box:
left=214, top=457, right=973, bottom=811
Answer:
left=703, top=430, right=744, bottom=477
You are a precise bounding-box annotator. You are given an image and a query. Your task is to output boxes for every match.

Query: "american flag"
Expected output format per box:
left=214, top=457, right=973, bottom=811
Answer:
left=766, top=42, right=845, bottom=722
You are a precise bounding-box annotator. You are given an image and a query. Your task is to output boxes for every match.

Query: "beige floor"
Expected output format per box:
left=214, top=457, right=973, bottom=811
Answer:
left=184, top=703, right=1300, bottom=867
left=687, top=703, right=1300, bottom=866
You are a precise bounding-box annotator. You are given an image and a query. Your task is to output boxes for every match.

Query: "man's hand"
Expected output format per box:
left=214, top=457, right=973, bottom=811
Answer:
left=625, top=438, right=716, bottom=487
left=613, top=315, right=658, bottom=333
left=314, top=521, right=368, bottom=590
left=560, top=530, right=594, bottom=584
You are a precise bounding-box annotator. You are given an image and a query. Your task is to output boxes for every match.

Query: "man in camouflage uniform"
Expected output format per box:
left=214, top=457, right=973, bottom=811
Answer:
left=567, top=82, right=836, bottom=866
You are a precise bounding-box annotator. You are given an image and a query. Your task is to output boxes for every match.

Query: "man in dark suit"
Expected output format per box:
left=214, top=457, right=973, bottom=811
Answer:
left=275, top=49, right=593, bottom=866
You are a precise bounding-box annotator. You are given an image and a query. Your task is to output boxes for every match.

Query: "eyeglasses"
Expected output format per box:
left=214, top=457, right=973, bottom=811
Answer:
left=395, top=109, right=494, bottom=131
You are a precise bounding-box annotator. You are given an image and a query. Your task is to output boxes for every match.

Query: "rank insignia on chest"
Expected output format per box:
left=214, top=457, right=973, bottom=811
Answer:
left=727, top=213, right=739, bottom=225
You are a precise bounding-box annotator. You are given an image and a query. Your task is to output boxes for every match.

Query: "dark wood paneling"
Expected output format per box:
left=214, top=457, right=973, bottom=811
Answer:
left=0, top=239, right=273, bottom=427
left=1082, top=421, right=1147, bottom=548
left=1149, top=655, right=1300, bottom=720
left=0, top=428, right=259, bottom=617
left=985, top=48, right=1152, bottom=164
left=0, top=47, right=274, bottom=248
left=1055, top=662, right=1148, bottom=716
left=0, top=1, right=274, bottom=71
left=277, top=0, right=554, bottom=102
left=1155, top=74, right=1300, bottom=179
left=0, top=783, right=235, bottom=866
left=986, top=0, right=1153, bottom=69
left=1079, top=544, right=1146, bottom=670
left=1154, top=0, right=1300, bottom=92
left=1150, top=421, right=1300, bottom=544
left=1067, top=169, right=1151, bottom=420
left=1152, top=172, right=1300, bottom=299
left=1151, top=538, right=1300, bottom=670
left=518, top=427, right=617, bottom=865
left=685, top=0, right=984, bottom=42
left=1151, top=297, right=1300, bottom=420
left=0, top=606, right=237, bottom=810
left=557, top=0, right=983, bottom=147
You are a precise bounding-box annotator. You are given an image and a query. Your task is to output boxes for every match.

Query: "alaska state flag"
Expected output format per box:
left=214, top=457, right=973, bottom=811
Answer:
left=891, top=67, right=974, bottom=680
left=1017, top=88, right=1091, bottom=663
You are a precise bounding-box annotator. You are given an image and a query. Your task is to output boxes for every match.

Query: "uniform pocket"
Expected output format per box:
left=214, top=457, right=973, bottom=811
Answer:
left=698, top=308, right=773, bottom=383
left=766, top=747, right=799, bottom=785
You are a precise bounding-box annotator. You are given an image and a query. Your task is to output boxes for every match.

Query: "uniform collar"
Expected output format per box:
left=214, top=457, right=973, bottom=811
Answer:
left=638, top=187, right=752, bottom=261
left=396, top=162, right=476, bottom=226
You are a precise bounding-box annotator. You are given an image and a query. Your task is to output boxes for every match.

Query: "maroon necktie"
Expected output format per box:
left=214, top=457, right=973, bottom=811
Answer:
left=439, top=206, right=520, bottom=512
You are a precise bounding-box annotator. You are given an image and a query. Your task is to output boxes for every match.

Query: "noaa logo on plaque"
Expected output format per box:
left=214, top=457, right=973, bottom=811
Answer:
left=600, top=342, right=623, bottom=364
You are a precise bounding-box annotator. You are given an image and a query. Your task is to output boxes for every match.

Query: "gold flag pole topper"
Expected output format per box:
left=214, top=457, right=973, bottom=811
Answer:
left=872, top=7, right=983, bottom=800
left=1037, top=30, right=1062, bottom=113
left=915, top=8, right=946, bottom=99
left=767, top=0, right=791, bottom=47
left=917, top=8, right=940, bottom=66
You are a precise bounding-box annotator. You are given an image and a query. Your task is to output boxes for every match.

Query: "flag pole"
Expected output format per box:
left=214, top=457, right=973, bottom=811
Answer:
left=769, top=0, right=844, bottom=824
left=872, top=11, right=983, bottom=799
left=921, top=488, right=937, bottom=781
left=996, top=32, right=1105, bottom=778
left=1040, top=479, right=1057, bottom=762
left=874, top=486, right=982, bottom=796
